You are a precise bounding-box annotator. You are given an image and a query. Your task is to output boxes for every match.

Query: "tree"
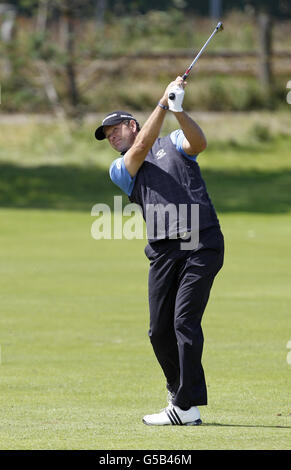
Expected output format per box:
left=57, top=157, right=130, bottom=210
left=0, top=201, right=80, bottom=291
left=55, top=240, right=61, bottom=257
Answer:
left=60, top=0, right=79, bottom=112
left=35, top=0, right=49, bottom=34
left=209, top=0, right=222, bottom=19
left=0, top=3, right=17, bottom=78
left=257, top=11, right=273, bottom=89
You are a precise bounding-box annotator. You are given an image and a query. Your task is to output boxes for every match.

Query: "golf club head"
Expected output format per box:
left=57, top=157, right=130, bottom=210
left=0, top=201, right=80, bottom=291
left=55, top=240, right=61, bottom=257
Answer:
left=216, top=22, right=224, bottom=32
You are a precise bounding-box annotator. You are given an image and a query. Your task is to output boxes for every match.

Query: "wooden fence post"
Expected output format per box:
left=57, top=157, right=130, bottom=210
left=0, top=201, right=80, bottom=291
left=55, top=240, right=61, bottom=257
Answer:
left=258, top=11, right=273, bottom=89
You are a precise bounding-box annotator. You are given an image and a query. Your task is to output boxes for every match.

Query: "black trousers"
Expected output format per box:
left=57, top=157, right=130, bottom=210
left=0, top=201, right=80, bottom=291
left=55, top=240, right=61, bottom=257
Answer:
left=145, top=226, right=224, bottom=410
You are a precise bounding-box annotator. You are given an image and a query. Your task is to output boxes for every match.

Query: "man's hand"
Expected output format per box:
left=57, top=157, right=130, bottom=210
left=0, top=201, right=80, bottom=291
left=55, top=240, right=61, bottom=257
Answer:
left=159, top=76, right=187, bottom=111
left=161, top=77, right=207, bottom=155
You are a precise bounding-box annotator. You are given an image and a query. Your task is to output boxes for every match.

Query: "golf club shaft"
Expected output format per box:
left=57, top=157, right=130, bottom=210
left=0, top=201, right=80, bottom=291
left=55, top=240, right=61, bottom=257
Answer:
left=168, top=22, right=223, bottom=100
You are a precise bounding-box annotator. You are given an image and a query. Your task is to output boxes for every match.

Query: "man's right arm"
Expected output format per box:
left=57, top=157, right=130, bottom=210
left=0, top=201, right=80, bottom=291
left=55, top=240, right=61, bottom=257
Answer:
left=124, top=77, right=185, bottom=177
left=123, top=104, right=167, bottom=177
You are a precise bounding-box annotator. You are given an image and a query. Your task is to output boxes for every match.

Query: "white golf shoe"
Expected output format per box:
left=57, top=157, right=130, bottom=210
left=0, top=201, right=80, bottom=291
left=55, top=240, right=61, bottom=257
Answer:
left=167, top=390, right=175, bottom=405
left=143, top=404, right=202, bottom=426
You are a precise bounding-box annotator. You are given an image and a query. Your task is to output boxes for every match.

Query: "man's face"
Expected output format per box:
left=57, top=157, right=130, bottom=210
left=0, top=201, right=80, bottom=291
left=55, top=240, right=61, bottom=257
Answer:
left=104, top=121, right=136, bottom=153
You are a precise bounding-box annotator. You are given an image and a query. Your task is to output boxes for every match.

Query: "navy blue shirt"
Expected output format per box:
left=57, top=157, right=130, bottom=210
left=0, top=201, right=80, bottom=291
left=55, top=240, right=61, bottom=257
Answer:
left=109, top=130, right=197, bottom=196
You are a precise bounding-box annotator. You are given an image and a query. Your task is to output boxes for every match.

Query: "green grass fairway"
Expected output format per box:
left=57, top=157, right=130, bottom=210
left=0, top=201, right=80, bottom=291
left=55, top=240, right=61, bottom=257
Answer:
left=0, top=208, right=290, bottom=450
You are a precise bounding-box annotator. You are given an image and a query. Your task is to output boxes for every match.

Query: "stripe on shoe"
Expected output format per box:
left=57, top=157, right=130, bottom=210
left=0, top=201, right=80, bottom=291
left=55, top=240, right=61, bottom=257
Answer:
left=166, top=407, right=182, bottom=425
left=171, top=407, right=183, bottom=425
left=165, top=409, right=178, bottom=425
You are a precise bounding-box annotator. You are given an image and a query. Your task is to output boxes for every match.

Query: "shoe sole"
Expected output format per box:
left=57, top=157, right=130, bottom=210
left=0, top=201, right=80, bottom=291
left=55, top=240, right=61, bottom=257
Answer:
left=185, top=419, right=202, bottom=426
left=142, top=418, right=202, bottom=426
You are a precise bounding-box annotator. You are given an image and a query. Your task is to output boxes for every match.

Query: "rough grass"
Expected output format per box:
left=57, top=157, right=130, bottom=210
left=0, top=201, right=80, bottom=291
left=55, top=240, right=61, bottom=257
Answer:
left=0, top=111, right=291, bottom=211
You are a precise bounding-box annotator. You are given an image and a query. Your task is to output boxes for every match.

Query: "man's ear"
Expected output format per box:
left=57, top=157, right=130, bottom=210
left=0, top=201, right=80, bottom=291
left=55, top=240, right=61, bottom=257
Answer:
left=129, top=119, right=137, bottom=133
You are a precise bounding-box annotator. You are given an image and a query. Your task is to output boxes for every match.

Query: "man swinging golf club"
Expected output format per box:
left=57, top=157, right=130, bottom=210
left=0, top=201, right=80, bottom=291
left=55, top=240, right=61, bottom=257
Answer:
left=95, top=22, right=224, bottom=427
left=95, top=74, right=224, bottom=426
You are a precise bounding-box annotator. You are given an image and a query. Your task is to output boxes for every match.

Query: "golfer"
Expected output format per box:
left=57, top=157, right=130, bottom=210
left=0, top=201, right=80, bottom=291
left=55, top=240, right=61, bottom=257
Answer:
left=95, top=77, right=224, bottom=426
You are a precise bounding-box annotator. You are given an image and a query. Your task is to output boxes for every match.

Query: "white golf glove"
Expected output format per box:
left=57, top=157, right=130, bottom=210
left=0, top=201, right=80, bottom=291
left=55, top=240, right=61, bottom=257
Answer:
left=168, top=85, right=185, bottom=112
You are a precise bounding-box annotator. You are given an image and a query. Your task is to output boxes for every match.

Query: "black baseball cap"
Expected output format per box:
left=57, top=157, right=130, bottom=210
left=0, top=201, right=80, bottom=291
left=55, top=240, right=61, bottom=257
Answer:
left=95, top=110, right=139, bottom=140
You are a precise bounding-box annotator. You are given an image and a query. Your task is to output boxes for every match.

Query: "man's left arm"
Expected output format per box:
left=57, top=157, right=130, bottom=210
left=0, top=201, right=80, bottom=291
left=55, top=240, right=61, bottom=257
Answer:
left=173, top=111, right=207, bottom=156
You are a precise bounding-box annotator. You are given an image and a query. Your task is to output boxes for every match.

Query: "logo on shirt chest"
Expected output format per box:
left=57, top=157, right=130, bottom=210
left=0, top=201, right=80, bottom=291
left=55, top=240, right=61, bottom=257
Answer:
left=156, top=149, right=167, bottom=159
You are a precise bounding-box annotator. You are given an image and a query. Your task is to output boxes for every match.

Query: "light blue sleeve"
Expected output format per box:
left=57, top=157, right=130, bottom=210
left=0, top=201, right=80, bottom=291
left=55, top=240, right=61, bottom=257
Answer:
left=109, top=157, right=136, bottom=196
left=170, top=129, right=198, bottom=161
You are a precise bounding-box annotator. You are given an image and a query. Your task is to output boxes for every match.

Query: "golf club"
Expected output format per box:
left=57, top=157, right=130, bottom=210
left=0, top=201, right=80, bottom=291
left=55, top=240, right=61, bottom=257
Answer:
left=168, top=21, right=224, bottom=100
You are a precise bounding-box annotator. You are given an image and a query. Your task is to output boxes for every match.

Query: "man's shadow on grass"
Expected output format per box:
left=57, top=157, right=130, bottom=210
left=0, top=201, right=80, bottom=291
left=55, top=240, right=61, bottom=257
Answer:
left=203, top=422, right=291, bottom=429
